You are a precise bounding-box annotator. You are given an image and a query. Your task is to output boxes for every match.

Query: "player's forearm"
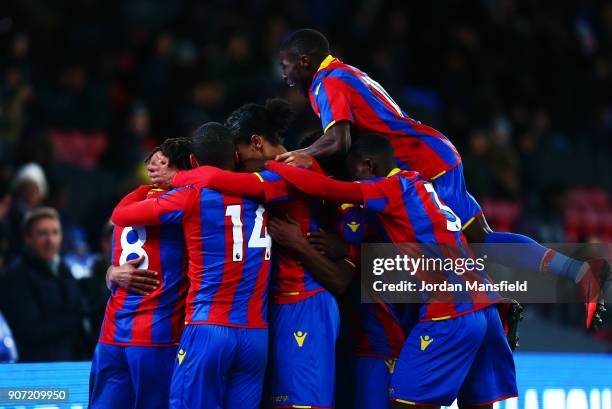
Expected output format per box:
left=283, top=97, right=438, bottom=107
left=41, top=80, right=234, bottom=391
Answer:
left=296, top=135, right=346, bottom=158
left=172, top=166, right=265, bottom=199
left=111, top=201, right=162, bottom=227
left=266, top=161, right=362, bottom=203
left=293, top=243, right=355, bottom=295
left=299, top=121, right=351, bottom=158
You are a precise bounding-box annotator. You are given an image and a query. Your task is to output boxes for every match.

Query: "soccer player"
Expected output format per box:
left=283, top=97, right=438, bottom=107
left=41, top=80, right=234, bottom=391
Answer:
left=270, top=202, right=409, bottom=409
left=276, top=28, right=608, bottom=328
left=266, top=134, right=518, bottom=409
left=111, top=123, right=272, bottom=409
left=90, top=137, right=192, bottom=409
left=160, top=99, right=341, bottom=409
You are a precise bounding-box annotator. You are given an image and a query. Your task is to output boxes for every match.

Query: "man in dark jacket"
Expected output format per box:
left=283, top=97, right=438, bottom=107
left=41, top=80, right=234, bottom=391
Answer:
left=0, top=207, right=86, bottom=362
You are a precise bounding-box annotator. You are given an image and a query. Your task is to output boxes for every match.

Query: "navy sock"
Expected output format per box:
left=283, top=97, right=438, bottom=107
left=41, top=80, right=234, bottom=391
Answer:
left=483, top=232, right=585, bottom=281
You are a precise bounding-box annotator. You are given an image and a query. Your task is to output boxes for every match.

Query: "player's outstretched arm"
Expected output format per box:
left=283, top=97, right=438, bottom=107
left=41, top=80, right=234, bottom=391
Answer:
left=171, top=166, right=266, bottom=199
left=266, top=160, right=363, bottom=204
left=268, top=215, right=355, bottom=295
left=112, top=186, right=191, bottom=227
left=277, top=121, right=351, bottom=162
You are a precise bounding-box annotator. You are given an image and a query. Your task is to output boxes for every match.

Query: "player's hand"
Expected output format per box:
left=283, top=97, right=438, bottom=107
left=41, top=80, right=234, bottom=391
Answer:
left=275, top=151, right=313, bottom=168
left=268, top=214, right=307, bottom=251
left=106, top=256, right=160, bottom=296
left=148, top=151, right=176, bottom=189
left=307, top=230, right=349, bottom=259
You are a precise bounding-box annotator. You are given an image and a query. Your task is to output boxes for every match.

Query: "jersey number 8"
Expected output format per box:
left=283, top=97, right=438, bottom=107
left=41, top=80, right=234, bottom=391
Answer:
left=119, top=226, right=149, bottom=268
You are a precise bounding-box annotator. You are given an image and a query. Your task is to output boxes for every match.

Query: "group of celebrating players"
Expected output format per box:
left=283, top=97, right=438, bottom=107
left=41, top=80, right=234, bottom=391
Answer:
left=88, top=29, right=608, bottom=409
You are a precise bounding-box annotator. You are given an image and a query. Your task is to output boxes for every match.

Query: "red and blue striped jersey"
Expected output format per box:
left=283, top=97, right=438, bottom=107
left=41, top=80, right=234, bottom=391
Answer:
left=257, top=171, right=325, bottom=303
left=309, top=56, right=461, bottom=181
left=173, top=166, right=325, bottom=304
left=335, top=204, right=405, bottom=359
left=100, top=187, right=188, bottom=346
left=266, top=162, right=501, bottom=322
left=359, top=169, right=501, bottom=321
left=111, top=183, right=272, bottom=328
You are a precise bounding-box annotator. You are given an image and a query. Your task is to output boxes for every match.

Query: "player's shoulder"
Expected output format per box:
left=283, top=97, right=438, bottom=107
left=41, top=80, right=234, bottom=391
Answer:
left=253, top=169, right=282, bottom=182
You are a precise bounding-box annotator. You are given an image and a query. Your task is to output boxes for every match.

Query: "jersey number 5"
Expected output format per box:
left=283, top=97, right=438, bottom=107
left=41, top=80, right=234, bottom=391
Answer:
left=225, top=204, right=272, bottom=262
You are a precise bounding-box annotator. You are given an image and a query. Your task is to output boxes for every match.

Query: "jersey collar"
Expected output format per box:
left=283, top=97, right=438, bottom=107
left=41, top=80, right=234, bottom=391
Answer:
left=316, top=55, right=337, bottom=73
left=387, top=168, right=401, bottom=177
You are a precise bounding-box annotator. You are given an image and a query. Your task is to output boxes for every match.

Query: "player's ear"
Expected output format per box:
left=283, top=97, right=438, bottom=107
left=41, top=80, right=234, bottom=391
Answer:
left=365, top=159, right=376, bottom=176
left=298, top=54, right=311, bottom=69
left=189, top=153, right=199, bottom=168
left=251, top=134, right=264, bottom=150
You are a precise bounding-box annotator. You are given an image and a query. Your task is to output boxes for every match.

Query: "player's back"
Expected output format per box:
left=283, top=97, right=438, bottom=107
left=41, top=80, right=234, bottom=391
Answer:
left=180, top=187, right=272, bottom=328
left=101, top=189, right=188, bottom=346
left=255, top=170, right=326, bottom=302
left=310, top=57, right=461, bottom=180
left=359, top=170, right=501, bottom=320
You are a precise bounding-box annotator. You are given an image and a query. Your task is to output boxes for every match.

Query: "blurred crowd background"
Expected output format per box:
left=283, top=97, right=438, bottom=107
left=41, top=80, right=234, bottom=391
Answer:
left=0, top=0, right=611, bottom=361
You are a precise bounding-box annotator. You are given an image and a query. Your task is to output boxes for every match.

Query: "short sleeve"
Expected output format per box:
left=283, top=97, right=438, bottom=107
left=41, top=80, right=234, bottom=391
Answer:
left=313, top=78, right=355, bottom=132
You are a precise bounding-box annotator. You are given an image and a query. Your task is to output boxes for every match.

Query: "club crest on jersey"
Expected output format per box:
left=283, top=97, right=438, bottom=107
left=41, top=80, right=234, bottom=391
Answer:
left=347, top=221, right=360, bottom=233
left=420, top=335, right=433, bottom=351
left=177, top=349, right=186, bottom=364
left=384, top=358, right=397, bottom=374
left=293, top=331, right=308, bottom=347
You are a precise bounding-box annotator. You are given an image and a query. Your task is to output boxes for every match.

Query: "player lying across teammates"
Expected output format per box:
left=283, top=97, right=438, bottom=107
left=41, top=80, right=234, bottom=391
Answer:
left=89, top=28, right=610, bottom=409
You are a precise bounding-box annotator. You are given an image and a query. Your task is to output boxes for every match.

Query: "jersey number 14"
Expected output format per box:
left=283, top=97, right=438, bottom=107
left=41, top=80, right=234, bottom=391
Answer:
left=225, top=204, right=272, bottom=262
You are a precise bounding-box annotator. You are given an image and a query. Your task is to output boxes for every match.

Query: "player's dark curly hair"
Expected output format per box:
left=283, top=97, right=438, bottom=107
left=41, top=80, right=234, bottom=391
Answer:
left=225, top=98, right=294, bottom=146
left=145, top=137, right=192, bottom=170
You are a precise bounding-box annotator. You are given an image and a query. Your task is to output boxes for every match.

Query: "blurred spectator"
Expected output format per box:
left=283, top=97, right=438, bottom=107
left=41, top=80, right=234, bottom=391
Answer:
left=0, top=207, right=86, bottom=362
left=7, top=162, right=47, bottom=261
left=105, top=101, right=153, bottom=175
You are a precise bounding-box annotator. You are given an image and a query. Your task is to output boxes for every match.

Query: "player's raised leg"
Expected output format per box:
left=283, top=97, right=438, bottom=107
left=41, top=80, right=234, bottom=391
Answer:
left=432, top=163, right=609, bottom=328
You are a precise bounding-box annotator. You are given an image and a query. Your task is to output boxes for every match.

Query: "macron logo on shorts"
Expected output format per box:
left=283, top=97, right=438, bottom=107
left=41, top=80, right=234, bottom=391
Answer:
left=177, top=349, right=186, bottom=364
left=293, top=331, right=308, bottom=347
left=420, top=335, right=433, bottom=351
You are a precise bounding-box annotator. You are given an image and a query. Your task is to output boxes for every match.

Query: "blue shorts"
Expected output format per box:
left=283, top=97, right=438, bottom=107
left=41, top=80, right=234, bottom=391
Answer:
left=390, top=305, right=517, bottom=407
left=170, top=324, right=268, bottom=409
left=89, top=342, right=177, bottom=409
left=269, top=290, right=340, bottom=408
left=433, top=164, right=482, bottom=229
left=355, top=356, right=396, bottom=409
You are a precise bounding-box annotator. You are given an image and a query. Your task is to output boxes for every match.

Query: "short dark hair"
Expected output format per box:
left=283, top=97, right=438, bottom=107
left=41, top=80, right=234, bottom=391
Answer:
left=347, top=134, right=395, bottom=163
left=145, top=137, right=192, bottom=170
left=23, top=207, right=60, bottom=235
left=280, top=29, right=330, bottom=57
left=225, top=98, right=294, bottom=146
left=191, top=122, right=235, bottom=169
